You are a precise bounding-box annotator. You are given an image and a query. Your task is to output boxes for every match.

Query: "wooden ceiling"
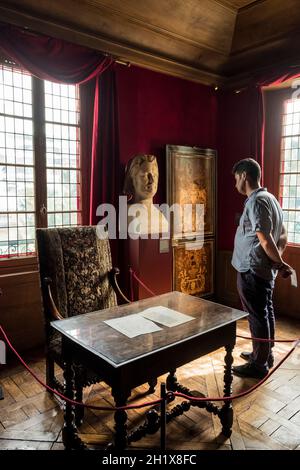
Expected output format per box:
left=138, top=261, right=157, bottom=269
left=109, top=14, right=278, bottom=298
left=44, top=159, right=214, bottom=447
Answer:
left=217, top=0, right=258, bottom=9
left=0, top=0, right=300, bottom=87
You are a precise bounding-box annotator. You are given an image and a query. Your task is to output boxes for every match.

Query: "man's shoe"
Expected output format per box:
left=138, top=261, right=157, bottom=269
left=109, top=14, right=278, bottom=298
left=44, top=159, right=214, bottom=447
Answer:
left=232, top=363, right=268, bottom=379
left=240, top=351, right=253, bottom=361
left=240, top=351, right=274, bottom=368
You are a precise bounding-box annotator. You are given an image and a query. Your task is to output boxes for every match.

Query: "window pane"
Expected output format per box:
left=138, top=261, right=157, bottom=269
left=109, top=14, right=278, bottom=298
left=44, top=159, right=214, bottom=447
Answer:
left=0, top=64, right=35, bottom=258
left=45, top=81, right=81, bottom=228
left=280, top=98, right=300, bottom=244
left=1, top=66, right=82, bottom=259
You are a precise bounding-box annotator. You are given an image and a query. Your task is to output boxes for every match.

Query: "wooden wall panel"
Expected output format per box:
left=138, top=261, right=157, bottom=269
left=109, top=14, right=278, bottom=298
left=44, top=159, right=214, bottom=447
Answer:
left=273, top=246, right=300, bottom=320
left=216, top=250, right=240, bottom=308
left=0, top=271, right=44, bottom=352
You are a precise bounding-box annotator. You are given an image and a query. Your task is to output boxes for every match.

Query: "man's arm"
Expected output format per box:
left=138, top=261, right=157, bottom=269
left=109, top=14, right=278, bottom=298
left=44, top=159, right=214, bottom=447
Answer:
left=277, top=224, right=288, bottom=255
left=256, top=230, right=293, bottom=277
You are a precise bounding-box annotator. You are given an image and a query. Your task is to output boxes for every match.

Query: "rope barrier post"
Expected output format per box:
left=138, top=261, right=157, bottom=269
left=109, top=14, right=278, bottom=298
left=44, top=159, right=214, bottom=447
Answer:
left=160, top=382, right=167, bottom=451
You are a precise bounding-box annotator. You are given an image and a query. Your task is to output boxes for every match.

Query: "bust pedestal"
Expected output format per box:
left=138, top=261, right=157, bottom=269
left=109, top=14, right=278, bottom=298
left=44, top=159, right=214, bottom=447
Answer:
left=128, top=237, right=172, bottom=300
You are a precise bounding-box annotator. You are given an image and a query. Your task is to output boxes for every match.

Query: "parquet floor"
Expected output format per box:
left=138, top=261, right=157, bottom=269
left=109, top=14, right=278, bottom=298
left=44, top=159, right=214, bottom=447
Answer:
left=1, top=318, right=300, bottom=450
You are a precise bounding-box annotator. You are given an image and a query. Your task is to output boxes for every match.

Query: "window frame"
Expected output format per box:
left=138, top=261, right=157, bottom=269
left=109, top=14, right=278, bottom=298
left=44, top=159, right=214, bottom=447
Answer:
left=263, top=86, right=300, bottom=248
left=0, top=59, right=84, bottom=272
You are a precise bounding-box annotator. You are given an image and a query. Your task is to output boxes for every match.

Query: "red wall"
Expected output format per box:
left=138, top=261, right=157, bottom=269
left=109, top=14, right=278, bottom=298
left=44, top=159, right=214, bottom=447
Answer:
left=217, top=88, right=259, bottom=250
left=115, top=64, right=218, bottom=204
left=115, top=65, right=257, bottom=252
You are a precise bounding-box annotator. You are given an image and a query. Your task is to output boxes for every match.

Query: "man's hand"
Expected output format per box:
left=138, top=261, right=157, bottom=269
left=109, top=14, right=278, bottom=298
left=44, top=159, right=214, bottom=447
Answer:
left=256, top=231, right=294, bottom=279
left=277, top=261, right=293, bottom=279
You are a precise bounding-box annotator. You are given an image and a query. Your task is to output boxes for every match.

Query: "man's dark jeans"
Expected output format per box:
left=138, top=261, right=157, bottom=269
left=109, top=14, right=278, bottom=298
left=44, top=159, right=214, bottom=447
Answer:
left=237, top=270, right=275, bottom=372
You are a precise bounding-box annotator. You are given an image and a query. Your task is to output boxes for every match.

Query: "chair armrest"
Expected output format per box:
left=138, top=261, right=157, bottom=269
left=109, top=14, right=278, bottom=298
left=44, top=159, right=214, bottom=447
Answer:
left=43, top=277, right=64, bottom=321
left=109, top=267, right=130, bottom=303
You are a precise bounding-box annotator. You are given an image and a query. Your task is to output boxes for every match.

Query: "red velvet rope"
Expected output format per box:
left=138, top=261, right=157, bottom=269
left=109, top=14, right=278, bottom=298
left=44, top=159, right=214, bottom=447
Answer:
left=0, top=325, right=162, bottom=411
left=237, top=334, right=298, bottom=342
left=1, top=324, right=299, bottom=409
left=129, top=267, right=157, bottom=297
left=130, top=268, right=300, bottom=344
left=174, top=338, right=300, bottom=402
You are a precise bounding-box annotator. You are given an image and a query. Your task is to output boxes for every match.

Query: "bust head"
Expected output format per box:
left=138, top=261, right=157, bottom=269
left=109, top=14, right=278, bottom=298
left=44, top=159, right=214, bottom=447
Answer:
left=123, top=154, right=168, bottom=235
left=123, top=154, right=159, bottom=203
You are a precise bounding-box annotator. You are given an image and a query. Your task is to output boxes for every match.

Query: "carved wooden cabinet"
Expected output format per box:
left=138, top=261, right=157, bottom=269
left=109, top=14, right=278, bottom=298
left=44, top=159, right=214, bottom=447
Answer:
left=166, top=145, right=216, bottom=297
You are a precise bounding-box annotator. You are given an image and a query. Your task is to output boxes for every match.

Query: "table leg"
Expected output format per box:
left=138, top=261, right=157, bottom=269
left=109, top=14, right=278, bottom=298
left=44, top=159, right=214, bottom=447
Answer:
left=166, top=369, right=177, bottom=391
left=111, top=387, right=131, bottom=450
left=62, top=360, right=85, bottom=450
left=220, top=344, right=234, bottom=437
left=74, top=365, right=84, bottom=427
left=148, top=377, right=157, bottom=394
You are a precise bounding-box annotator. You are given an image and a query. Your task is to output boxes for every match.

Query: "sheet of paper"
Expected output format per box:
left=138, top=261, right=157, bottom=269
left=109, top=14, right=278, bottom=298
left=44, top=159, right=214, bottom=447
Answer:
left=291, top=269, right=298, bottom=288
left=139, top=306, right=194, bottom=327
left=104, top=314, right=162, bottom=338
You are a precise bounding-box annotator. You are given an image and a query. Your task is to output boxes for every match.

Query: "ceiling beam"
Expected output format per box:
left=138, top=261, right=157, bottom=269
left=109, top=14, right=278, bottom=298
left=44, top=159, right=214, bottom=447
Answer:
left=0, top=4, right=223, bottom=87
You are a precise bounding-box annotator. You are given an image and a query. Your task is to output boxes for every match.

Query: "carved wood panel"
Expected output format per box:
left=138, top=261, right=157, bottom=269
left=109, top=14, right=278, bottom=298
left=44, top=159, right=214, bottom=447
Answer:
left=173, top=239, right=214, bottom=297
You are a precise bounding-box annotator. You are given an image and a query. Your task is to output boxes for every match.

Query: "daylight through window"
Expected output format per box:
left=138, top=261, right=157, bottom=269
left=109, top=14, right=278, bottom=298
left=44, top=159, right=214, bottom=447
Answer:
left=280, top=99, right=300, bottom=244
left=0, top=63, right=81, bottom=258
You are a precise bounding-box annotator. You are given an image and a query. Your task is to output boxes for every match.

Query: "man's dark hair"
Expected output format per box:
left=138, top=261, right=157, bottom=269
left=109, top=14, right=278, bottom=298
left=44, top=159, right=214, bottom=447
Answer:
left=232, top=158, right=261, bottom=183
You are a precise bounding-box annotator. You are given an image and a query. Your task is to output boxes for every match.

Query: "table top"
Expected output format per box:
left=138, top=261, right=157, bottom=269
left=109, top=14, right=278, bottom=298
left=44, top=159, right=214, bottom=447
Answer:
left=51, top=291, right=247, bottom=367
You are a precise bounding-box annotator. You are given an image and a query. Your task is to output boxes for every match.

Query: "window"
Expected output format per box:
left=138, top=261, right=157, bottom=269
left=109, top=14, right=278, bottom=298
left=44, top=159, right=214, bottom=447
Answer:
left=0, top=61, right=82, bottom=258
left=45, top=81, right=81, bottom=228
left=280, top=99, right=300, bottom=244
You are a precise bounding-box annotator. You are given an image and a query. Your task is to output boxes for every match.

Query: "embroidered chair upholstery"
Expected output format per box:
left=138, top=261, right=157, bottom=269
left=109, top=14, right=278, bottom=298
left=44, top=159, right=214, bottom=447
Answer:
left=36, top=226, right=121, bottom=424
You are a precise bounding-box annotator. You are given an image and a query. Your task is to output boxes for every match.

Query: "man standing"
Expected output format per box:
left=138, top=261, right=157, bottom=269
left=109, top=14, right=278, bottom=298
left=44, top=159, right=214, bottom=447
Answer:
left=231, top=158, right=293, bottom=379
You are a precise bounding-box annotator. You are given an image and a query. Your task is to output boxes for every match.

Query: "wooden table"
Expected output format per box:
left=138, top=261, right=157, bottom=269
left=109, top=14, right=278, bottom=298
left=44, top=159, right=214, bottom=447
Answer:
left=52, top=291, right=247, bottom=450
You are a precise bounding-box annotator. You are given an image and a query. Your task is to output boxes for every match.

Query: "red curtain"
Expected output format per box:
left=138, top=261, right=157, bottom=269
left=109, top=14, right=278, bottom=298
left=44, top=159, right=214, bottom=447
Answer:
left=252, top=68, right=300, bottom=180
left=0, top=23, right=118, bottom=223
left=89, top=70, right=120, bottom=223
left=218, top=68, right=300, bottom=251
left=245, top=85, right=264, bottom=174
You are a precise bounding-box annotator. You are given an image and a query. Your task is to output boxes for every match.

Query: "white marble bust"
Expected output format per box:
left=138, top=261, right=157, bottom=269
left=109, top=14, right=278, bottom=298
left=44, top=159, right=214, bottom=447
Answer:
left=123, top=154, right=169, bottom=236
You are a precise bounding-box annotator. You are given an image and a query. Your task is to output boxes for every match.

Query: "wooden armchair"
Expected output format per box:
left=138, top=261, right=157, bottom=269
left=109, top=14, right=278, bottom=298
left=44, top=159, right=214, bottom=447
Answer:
left=36, top=226, right=129, bottom=425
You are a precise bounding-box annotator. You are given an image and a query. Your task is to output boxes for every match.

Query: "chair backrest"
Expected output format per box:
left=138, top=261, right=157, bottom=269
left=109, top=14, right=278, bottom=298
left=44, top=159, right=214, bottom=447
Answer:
left=36, top=226, right=117, bottom=319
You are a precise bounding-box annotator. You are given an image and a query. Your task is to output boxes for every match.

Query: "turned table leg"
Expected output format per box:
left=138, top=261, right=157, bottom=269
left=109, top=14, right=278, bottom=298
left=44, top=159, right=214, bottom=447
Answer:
left=219, top=343, right=234, bottom=438
left=62, top=359, right=85, bottom=450
left=166, top=369, right=178, bottom=391
left=111, top=387, right=131, bottom=450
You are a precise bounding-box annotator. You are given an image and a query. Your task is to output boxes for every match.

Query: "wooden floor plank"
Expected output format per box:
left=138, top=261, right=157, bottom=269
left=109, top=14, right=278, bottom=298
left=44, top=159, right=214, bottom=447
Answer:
left=0, top=439, right=53, bottom=450
left=0, top=318, right=300, bottom=450
left=271, top=425, right=300, bottom=449
left=238, top=419, right=289, bottom=450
